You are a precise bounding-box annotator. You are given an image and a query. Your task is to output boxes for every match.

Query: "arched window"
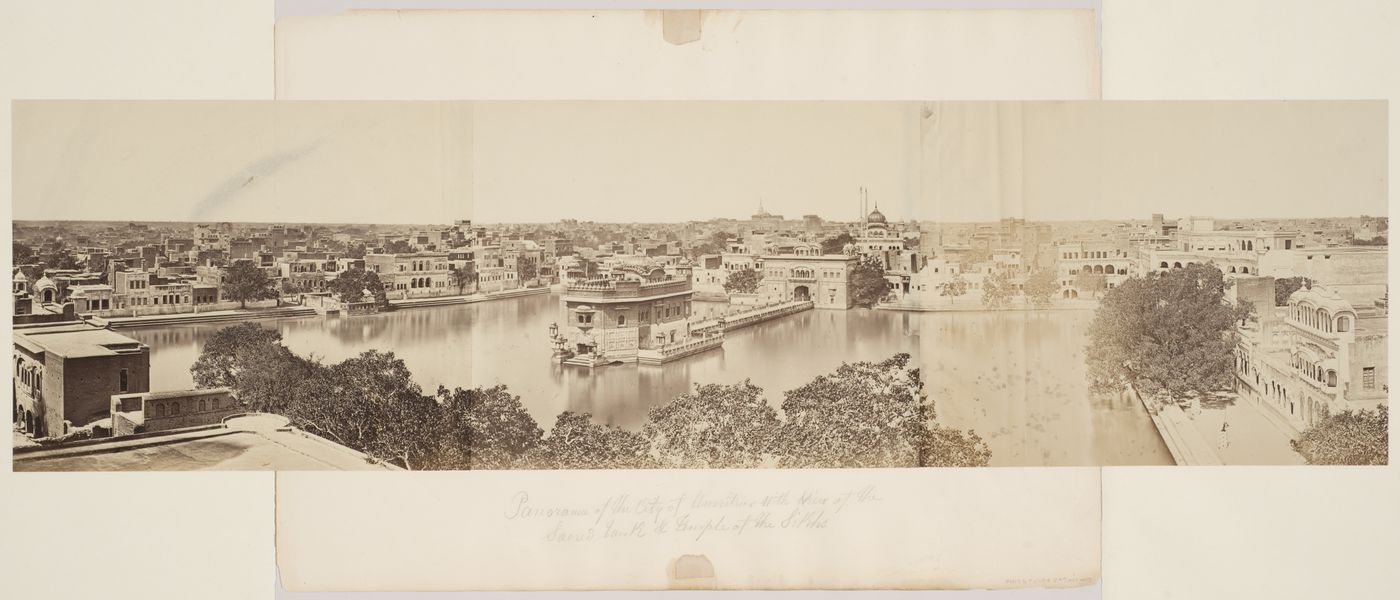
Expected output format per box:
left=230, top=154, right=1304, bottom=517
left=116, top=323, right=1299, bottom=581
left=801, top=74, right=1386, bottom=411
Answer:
left=171, top=402, right=181, bottom=415
left=617, top=315, right=626, bottom=326
left=1159, top=261, right=1168, bottom=269
left=1173, top=262, right=1182, bottom=269
left=199, top=399, right=207, bottom=412
left=1337, top=315, right=1351, bottom=332
left=1326, top=370, right=1337, bottom=387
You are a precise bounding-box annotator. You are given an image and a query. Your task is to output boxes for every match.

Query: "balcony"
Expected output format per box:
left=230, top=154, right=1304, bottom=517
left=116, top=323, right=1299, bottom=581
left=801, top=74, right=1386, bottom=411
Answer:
left=637, top=333, right=724, bottom=365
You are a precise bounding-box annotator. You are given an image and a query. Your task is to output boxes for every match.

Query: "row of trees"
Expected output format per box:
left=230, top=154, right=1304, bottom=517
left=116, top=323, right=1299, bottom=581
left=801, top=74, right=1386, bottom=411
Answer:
left=933, top=268, right=1065, bottom=309
left=192, top=324, right=991, bottom=469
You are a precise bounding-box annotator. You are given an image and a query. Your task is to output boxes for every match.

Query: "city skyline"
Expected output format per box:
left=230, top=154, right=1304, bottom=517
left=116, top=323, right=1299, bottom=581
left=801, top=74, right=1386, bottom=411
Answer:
left=12, top=101, right=1386, bottom=225
left=11, top=211, right=1388, bottom=229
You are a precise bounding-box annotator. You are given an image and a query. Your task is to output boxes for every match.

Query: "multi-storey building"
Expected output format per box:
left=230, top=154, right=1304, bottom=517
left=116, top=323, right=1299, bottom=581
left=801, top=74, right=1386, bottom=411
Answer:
left=556, top=272, right=706, bottom=365
left=759, top=246, right=858, bottom=309
left=1056, top=240, right=1133, bottom=299
left=1256, top=246, right=1388, bottom=309
left=13, top=323, right=151, bottom=437
left=1233, top=278, right=1387, bottom=433
left=1148, top=216, right=1299, bottom=277
left=278, top=255, right=354, bottom=294
left=690, top=254, right=728, bottom=297
left=365, top=252, right=453, bottom=297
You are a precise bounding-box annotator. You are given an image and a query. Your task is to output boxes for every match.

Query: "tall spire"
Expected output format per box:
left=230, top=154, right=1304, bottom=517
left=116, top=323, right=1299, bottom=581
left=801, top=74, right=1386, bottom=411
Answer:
left=860, top=187, right=867, bottom=226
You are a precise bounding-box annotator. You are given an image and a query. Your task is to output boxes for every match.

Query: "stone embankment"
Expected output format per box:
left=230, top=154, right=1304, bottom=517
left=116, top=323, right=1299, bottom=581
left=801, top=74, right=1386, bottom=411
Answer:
left=1131, top=386, right=1223, bottom=466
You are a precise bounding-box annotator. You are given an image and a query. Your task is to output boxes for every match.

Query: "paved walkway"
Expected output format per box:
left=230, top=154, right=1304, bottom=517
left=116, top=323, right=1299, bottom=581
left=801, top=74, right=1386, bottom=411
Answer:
left=1183, top=395, right=1305, bottom=465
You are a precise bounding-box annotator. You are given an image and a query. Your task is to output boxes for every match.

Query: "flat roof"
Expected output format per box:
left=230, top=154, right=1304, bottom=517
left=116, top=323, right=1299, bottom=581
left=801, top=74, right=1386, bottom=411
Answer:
left=1356, top=315, right=1388, bottom=335
left=13, top=414, right=398, bottom=472
left=13, top=325, right=147, bottom=358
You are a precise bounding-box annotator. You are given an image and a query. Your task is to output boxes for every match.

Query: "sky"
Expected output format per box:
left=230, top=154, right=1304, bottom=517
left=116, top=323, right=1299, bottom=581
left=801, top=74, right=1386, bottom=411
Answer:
left=12, top=101, right=473, bottom=225
left=12, top=100, right=1386, bottom=225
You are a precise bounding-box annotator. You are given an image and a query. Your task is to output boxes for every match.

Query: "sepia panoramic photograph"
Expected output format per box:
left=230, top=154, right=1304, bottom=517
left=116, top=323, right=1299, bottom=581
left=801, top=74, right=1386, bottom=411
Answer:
left=9, top=100, right=1389, bottom=471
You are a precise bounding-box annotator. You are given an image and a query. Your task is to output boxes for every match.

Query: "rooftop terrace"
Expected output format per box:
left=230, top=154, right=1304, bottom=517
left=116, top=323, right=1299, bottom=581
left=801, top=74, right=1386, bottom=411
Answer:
left=13, top=414, right=398, bottom=472
left=13, top=324, right=148, bottom=358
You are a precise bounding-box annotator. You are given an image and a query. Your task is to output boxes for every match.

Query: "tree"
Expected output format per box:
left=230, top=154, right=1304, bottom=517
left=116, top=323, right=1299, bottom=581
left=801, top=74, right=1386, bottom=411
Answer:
left=981, top=270, right=1013, bottom=309
left=1290, top=406, right=1388, bottom=465
left=688, top=240, right=722, bottom=258
left=384, top=239, right=413, bottom=254
left=920, top=424, right=993, bottom=467
left=190, top=322, right=289, bottom=391
left=778, top=353, right=989, bottom=468
left=517, top=258, right=538, bottom=284
left=346, top=243, right=367, bottom=259
left=849, top=256, right=889, bottom=307
left=1274, top=276, right=1312, bottom=306
left=961, top=246, right=992, bottom=266
left=189, top=322, right=326, bottom=415
left=437, top=385, right=543, bottom=469
left=527, top=411, right=655, bottom=469
left=1024, top=268, right=1058, bottom=308
left=449, top=266, right=473, bottom=294
left=723, top=267, right=763, bottom=294
left=643, top=381, right=782, bottom=468
left=710, top=230, right=734, bottom=250
left=13, top=242, right=33, bottom=263
left=1085, top=263, right=1252, bottom=401
left=328, top=267, right=388, bottom=307
left=820, top=233, right=854, bottom=255
left=1072, top=270, right=1107, bottom=299
left=229, top=347, right=323, bottom=415
left=85, top=254, right=108, bottom=277
left=41, top=246, right=82, bottom=271
left=938, top=274, right=969, bottom=301
left=18, top=264, right=45, bottom=281
left=287, top=350, right=443, bottom=470
left=222, top=261, right=276, bottom=308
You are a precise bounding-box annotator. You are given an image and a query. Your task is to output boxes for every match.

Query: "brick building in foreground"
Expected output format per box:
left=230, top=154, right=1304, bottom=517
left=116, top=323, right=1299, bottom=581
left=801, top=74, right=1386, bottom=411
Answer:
left=13, top=323, right=150, bottom=437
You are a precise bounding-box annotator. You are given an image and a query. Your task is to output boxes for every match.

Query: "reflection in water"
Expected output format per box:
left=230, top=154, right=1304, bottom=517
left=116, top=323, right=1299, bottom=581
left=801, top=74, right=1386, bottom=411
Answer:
left=125, top=294, right=1172, bottom=466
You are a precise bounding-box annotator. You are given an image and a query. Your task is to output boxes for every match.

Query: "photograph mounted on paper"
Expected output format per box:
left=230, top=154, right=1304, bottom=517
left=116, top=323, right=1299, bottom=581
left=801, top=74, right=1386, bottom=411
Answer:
left=9, top=100, right=1388, bottom=471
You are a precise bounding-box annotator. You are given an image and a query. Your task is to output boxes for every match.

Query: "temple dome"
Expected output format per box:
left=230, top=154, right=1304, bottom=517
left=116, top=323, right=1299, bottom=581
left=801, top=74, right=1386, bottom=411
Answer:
left=866, top=207, right=888, bottom=225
